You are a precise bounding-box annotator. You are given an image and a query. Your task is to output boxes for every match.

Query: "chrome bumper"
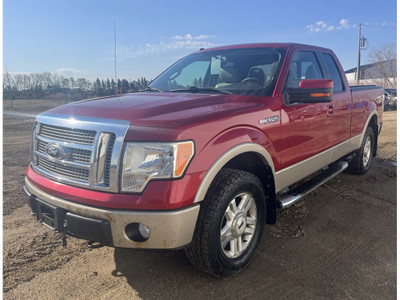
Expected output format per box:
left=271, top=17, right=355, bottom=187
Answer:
left=24, top=178, right=199, bottom=249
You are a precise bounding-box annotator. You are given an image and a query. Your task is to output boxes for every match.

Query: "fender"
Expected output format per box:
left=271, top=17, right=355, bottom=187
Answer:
left=362, top=104, right=378, bottom=143
left=193, top=142, right=275, bottom=203
left=348, top=109, right=379, bottom=152
left=191, top=126, right=277, bottom=203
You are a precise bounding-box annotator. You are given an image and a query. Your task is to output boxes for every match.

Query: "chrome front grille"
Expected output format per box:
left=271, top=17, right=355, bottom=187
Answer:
left=71, top=148, right=92, bottom=164
left=38, top=140, right=92, bottom=164
left=103, top=134, right=116, bottom=186
left=40, top=124, right=96, bottom=145
left=37, top=157, right=90, bottom=183
left=31, top=113, right=130, bottom=192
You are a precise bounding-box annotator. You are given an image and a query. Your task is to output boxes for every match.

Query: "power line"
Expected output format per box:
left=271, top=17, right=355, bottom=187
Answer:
left=365, top=24, right=395, bottom=29
left=337, top=30, right=357, bottom=56
left=355, top=22, right=396, bottom=82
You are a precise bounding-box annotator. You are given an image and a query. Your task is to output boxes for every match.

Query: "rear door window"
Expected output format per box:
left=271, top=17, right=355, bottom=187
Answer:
left=321, top=53, right=344, bottom=92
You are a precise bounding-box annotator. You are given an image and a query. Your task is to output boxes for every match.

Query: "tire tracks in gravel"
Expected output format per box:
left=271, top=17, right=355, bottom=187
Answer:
left=3, top=205, right=88, bottom=293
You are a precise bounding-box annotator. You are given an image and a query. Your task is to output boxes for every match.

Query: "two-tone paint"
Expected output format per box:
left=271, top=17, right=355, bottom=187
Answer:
left=25, top=43, right=383, bottom=249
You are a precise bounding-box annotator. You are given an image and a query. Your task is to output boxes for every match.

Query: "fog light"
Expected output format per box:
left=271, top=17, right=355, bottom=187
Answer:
left=138, top=223, right=150, bottom=240
left=125, top=223, right=150, bottom=242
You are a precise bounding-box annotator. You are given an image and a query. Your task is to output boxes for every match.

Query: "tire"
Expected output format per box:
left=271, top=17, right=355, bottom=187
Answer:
left=348, top=126, right=374, bottom=175
left=185, top=168, right=266, bottom=278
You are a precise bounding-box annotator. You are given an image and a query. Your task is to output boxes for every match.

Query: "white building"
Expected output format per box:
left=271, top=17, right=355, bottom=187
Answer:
left=345, top=59, right=396, bottom=88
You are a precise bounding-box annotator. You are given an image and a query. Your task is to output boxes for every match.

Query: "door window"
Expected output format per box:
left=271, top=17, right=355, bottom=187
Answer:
left=285, top=51, right=323, bottom=88
left=321, top=53, right=344, bottom=92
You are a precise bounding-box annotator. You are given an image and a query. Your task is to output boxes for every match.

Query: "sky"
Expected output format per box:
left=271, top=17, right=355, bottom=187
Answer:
left=3, top=0, right=397, bottom=81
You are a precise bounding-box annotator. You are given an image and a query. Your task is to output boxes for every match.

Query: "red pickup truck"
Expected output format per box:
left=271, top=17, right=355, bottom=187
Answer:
left=24, top=43, right=383, bottom=277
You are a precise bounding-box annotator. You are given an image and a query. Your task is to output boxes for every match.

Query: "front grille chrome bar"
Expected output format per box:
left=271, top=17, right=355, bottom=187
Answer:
left=90, top=132, right=115, bottom=187
left=34, top=150, right=91, bottom=169
left=36, top=135, right=93, bottom=151
left=31, top=112, right=130, bottom=193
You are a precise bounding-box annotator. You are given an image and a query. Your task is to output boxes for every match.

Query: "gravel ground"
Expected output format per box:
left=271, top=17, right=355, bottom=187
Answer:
left=3, top=99, right=397, bottom=299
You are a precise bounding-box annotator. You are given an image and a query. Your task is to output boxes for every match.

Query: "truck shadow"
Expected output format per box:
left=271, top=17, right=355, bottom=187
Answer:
left=112, top=247, right=221, bottom=299
left=111, top=236, right=285, bottom=299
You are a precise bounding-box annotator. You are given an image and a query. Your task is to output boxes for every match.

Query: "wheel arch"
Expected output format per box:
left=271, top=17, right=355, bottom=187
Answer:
left=367, top=113, right=378, bottom=157
left=193, top=143, right=277, bottom=224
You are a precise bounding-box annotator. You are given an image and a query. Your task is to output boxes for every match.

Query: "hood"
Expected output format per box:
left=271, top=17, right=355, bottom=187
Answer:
left=47, top=92, right=262, bottom=125
left=46, top=92, right=268, bottom=141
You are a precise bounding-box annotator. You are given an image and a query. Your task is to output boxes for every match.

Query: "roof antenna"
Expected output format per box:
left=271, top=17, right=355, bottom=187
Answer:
left=114, top=19, right=118, bottom=95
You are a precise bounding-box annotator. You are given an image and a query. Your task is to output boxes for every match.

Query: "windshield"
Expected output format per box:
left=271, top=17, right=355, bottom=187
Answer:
left=149, top=48, right=286, bottom=96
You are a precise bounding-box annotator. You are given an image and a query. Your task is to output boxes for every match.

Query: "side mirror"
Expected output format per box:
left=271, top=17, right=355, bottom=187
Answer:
left=285, top=79, right=333, bottom=104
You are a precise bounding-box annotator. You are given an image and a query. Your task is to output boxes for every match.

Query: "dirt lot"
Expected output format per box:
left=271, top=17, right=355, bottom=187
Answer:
left=3, top=99, right=397, bottom=299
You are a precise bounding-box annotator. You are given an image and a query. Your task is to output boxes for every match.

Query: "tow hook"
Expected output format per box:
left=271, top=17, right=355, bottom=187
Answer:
left=88, top=241, right=103, bottom=249
left=62, top=226, right=68, bottom=247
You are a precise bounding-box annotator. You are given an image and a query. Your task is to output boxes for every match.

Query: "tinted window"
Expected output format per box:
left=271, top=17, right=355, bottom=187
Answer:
left=168, top=61, right=210, bottom=89
left=321, top=53, right=344, bottom=92
left=149, top=48, right=287, bottom=96
left=285, top=51, right=323, bottom=88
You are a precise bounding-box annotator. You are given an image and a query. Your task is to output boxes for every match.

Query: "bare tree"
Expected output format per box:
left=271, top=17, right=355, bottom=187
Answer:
left=3, top=71, right=149, bottom=99
left=3, top=71, right=13, bottom=91
left=14, top=74, right=24, bottom=91
left=366, top=43, right=397, bottom=88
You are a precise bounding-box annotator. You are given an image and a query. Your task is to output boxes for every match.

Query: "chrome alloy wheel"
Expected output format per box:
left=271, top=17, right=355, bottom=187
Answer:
left=363, top=136, right=372, bottom=167
left=220, top=192, right=257, bottom=258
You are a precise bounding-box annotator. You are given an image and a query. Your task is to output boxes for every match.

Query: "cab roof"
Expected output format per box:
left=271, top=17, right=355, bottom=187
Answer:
left=196, top=43, right=332, bottom=54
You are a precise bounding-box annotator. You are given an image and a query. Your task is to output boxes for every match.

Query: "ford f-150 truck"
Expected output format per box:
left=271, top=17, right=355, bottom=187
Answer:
left=24, top=43, right=383, bottom=277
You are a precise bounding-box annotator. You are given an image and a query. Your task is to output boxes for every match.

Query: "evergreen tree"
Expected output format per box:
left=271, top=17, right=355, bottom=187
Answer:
left=117, top=79, right=122, bottom=94
left=101, top=80, right=106, bottom=96
left=121, top=79, right=130, bottom=93
left=130, top=81, right=138, bottom=92
left=111, top=79, right=116, bottom=95
left=106, top=79, right=111, bottom=95
left=95, top=78, right=101, bottom=96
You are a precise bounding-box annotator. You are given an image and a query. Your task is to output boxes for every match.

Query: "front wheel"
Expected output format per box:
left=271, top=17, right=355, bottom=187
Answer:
left=185, top=168, right=266, bottom=278
left=348, top=126, right=374, bottom=175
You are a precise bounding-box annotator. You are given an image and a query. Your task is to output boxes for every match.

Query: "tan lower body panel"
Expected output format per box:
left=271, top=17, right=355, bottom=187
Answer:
left=25, top=178, right=200, bottom=249
left=275, top=135, right=362, bottom=192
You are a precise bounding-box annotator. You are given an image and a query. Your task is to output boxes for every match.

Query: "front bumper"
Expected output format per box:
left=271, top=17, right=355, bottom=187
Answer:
left=24, top=177, right=200, bottom=249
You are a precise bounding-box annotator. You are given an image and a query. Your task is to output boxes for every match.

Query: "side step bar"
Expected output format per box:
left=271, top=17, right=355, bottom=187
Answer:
left=277, top=161, right=348, bottom=209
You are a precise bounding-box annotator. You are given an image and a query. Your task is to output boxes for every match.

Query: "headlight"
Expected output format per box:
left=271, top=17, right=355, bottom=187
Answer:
left=121, top=141, right=194, bottom=192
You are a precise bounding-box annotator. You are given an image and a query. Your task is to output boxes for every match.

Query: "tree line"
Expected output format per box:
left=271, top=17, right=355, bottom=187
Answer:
left=3, top=72, right=151, bottom=100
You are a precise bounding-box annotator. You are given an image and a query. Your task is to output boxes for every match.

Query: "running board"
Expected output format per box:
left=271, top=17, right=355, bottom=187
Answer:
left=277, top=161, right=348, bottom=209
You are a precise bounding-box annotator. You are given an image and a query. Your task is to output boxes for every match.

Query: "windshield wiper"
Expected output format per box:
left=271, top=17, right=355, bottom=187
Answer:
left=170, top=86, right=232, bottom=95
left=142, top=87, right=163, bottom=92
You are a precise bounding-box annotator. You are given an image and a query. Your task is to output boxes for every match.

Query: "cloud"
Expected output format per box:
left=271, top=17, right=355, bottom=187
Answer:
left=306, top=19, right=356, bottom=33
left=56, top=68, right=84, bottom=77
left=338, top=19, right=351, bottom=29
left=171, top=34, right=214, bottom=41
left=120, top=34, right=217, bottom=57
left=373, top=21, right=395, bottom=27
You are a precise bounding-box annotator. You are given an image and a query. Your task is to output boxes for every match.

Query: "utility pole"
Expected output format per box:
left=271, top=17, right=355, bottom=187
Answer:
left=356, top=23, right=367, bottom=84
left=114, top=19, right=118, bottom=95
left=356, top=23, right=361, bottom=83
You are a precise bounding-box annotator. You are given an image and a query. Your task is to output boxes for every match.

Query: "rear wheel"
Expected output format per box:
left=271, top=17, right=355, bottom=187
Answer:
left=185, top=168, right=266, bottom=278
left=348, top=126, right=374, bottom=175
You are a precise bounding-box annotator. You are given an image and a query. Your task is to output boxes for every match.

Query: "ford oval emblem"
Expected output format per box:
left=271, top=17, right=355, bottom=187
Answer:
left=45, top=143, right=68, bottom=160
